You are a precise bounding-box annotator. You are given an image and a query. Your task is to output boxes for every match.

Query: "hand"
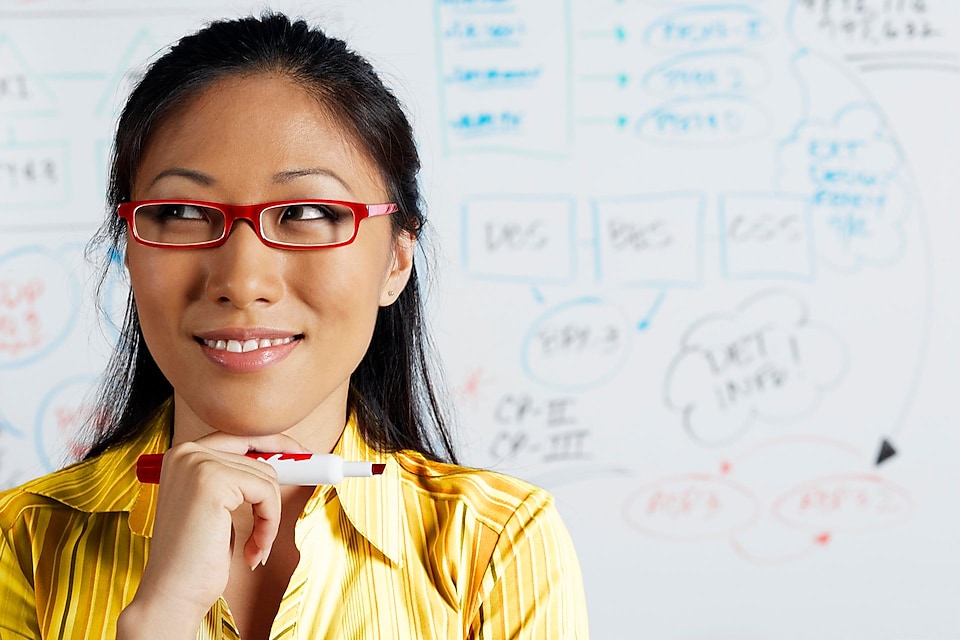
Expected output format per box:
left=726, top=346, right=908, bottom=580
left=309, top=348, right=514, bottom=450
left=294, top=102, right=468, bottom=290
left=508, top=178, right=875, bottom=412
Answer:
left=117, top=432, right=308, bottom=638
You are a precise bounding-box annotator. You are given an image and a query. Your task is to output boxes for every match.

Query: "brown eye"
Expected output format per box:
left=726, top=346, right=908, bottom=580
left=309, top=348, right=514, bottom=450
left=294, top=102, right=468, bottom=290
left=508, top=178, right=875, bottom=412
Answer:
left=280, top=203, right=342, bottom=222
left=155, top=203, right=208, bottom=221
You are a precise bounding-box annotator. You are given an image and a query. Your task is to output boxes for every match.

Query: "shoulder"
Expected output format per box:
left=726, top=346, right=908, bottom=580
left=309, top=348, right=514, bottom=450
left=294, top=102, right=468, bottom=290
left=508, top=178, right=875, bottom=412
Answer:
left=0, top=461, right=100, bottom=532
left=0, top=409, right=171, bottom=531
left=392, top=450, right=555, bottom=535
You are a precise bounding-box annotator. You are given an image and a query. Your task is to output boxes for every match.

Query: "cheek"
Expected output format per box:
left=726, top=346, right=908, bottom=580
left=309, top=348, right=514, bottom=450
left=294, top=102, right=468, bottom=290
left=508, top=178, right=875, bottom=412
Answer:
left=126, top=247, right=201, bottom=343
left=287, top=247, right=393, bottom=346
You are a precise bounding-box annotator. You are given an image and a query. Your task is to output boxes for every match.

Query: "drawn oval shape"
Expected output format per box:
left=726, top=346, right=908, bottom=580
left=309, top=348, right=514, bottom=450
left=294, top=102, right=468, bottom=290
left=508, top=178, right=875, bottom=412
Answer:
left=521, top=298, right=630, bottom=390
left=644, top=5, right=770, bottom=51
left=636, top=96, right=770, bottom=146
left=643, top=50, right=770, bottom=96
left=0, top=247, right=78, bottom=368
left=34, top=375, right=97, bottom=471
left=623, top=475, right=760, bottom=541
left=773, top=473, right=914, bottom=532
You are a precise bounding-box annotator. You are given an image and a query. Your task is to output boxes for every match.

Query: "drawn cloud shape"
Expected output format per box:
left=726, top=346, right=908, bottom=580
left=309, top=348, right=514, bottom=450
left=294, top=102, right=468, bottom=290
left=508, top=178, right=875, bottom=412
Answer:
left=776, top=103, right=908, bottom=270
left=663, top=290, right=847, bottom=445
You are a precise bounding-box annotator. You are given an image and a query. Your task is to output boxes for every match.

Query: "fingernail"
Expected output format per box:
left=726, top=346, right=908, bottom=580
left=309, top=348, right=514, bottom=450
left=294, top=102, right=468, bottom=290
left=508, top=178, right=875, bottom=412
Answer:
left=251, top=551, right=263, bottom=571
left=261, top=548, right=271, bottom=566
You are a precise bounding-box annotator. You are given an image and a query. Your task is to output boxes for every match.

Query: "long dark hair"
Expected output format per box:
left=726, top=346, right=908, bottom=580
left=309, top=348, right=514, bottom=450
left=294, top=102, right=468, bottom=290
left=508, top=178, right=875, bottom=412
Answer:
left=85, top=13, right=457, bottom=463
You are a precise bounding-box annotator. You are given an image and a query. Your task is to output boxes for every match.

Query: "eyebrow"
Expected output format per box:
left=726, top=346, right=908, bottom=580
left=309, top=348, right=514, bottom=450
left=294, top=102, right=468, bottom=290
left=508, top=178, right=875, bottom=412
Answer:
left=272, top=168, right=350, bottom=191
left=147, top=168, right=214, bottom=188
left=147, top=167, right=352, bottom=192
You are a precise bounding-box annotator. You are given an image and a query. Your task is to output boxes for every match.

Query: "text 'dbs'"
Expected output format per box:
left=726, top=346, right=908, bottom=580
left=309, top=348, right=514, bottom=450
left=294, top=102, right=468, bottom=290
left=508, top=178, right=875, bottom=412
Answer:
left=720, top=194, right=814, bottom=280
left=593, top=193, right=704, bottom=287
left=461, top=197, right=574, bottom=282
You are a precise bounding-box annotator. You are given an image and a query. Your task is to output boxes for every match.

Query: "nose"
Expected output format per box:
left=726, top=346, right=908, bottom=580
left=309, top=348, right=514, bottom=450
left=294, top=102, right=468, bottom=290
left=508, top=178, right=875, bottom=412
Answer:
left=204, top=220, right=284, bottom=308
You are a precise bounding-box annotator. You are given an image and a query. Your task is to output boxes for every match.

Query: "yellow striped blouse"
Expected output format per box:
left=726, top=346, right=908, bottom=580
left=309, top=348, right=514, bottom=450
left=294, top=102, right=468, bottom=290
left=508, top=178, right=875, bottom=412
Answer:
left=0, top=403, right=589, bottom=638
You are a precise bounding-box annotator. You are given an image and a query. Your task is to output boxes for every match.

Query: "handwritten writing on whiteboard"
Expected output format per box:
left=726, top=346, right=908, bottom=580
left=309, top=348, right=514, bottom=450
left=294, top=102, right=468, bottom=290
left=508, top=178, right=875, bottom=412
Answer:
left=487, top=392, right=591, bottom=465
left=642, top=50, right=771, bottom=96
left=622, top=437, right=915, bottom=564
left=633, top=5, right=774, bottom=147
left=664, top=290, right=848, bottom=445
left=0, top=36, right=56, bottom=115
left=623, top=474, right=760, bottom=541
left=643, top=5, right=771, bottom=51
left=777, top=103, right=907, bottom=270
left=0, top=247, right=77, bottom=367
left=719, top=193, right=813, bottom=280
left=773, top=473, right=913, bottom=532
left=636, top=95, right=772, bottom=146
left=35, top=376, right=95, bottom=471
left=461, top=196, right=574, bottom=282
left=791, top=0, right=943, bottom=47
left=0, top=143, right=67, bottom=209
left=522, top=297, right=630, bottom=390
left=593, top=193, right=704, bottom=287
left=436, top=0, right=569, bottom=154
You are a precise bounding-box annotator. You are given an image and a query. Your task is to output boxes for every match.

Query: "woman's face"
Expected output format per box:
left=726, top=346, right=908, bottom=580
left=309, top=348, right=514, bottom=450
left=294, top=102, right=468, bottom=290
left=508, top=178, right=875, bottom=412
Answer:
left=126, top=73, right=412, bottom=446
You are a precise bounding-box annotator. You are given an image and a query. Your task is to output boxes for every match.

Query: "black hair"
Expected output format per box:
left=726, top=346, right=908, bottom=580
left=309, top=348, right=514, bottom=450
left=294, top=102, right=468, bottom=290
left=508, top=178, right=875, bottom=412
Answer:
left=85, top=12, right=457, bottom=463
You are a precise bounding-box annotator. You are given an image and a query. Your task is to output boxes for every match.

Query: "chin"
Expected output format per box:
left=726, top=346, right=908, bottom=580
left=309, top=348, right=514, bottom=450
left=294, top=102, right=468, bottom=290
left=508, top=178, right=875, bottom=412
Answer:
left=193, top=402, right=301, bottom=436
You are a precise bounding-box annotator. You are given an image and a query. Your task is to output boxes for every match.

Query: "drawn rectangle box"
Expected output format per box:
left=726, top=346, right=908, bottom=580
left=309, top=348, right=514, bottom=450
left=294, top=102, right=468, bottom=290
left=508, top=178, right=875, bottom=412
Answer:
left=592, top=193, right=704, bottom=287
left=461, top=196, right=575, bottom=283
left=435, top=0, right=570, bottom=154
left=719, top=193, right=813, bottom=280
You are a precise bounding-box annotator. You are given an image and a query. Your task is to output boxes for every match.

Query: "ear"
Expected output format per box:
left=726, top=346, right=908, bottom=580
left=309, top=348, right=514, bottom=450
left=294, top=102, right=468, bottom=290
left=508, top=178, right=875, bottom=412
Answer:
left=379, top=231, right=415, bottom=307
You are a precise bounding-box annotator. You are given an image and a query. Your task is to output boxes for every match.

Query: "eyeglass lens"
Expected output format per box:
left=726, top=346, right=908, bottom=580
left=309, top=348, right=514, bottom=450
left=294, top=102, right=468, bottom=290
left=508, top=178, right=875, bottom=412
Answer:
left=132, top=202, right=358, bottom=246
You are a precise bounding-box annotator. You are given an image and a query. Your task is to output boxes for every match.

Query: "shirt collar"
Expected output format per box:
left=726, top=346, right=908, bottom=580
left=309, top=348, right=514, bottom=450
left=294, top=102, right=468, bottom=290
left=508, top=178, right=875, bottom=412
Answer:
left=26, top=399, right=171, bottom=537
left=28, top=400, right=405, bottom=563
left=27, top=400, right=404, bottom=562
left=327, top=413, right=404, bottom=567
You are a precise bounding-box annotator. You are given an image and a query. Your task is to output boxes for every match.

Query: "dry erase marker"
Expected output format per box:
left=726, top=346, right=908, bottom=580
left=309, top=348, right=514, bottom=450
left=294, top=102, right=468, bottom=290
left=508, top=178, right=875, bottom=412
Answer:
left=136, top=452, right=386, bottom=485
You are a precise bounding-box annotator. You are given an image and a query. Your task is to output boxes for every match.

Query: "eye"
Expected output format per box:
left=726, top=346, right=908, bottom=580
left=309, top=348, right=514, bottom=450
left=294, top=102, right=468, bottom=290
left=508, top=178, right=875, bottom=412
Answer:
left=280, top=203, right=344, bottom=223
left=156, top=203, right=208, bottom=221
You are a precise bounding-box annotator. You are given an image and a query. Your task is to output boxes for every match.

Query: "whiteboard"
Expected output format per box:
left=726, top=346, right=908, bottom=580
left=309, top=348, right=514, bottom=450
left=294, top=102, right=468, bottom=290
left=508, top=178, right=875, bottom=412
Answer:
left=2, top=1, right=959, bottom=638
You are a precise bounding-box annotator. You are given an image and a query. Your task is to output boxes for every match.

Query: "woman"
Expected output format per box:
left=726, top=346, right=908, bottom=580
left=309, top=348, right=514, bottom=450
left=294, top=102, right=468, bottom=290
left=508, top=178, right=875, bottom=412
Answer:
left=0, top=12, right=588, bottom=640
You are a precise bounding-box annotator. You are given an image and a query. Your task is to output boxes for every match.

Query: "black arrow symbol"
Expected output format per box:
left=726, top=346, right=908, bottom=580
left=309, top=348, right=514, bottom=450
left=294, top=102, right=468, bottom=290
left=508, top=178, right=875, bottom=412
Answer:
left=876, top=439, right=897, bottom=466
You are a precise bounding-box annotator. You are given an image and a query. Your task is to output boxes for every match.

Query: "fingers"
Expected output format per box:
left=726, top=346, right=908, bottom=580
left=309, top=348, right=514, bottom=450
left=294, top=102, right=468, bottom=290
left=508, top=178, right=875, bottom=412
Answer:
left=164, top=442, right=287, bottom=569
left=136, top=430, right=313, bottom=619
left=191, top=430, right=311, bottom=456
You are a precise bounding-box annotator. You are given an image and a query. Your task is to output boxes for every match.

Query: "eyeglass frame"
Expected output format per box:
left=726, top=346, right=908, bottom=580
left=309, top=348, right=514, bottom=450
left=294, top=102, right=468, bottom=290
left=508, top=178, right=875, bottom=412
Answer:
left=116, top=198, right=399, bottom=250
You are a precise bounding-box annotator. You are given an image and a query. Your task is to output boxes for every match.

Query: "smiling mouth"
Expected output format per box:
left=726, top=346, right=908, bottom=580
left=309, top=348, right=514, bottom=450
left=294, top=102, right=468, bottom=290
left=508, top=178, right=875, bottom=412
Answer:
left=199, top=335, right=302, bottom=353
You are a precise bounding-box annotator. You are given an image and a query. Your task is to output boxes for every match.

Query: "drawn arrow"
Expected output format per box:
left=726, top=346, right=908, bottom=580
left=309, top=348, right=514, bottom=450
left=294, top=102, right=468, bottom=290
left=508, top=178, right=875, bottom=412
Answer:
left=875, top=438, right=897, bottom=466
left=577, top=115, right=629, bottom=129
left=579, top=26, right=627, bottom=42
left=638, top=291, right=666, bottom=330
left=579, top=72, right=629, bottom=88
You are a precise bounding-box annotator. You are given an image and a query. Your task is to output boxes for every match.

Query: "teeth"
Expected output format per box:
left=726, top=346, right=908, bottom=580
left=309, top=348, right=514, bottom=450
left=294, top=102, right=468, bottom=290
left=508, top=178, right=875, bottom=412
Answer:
left=203, top=336, right=295, bottom=352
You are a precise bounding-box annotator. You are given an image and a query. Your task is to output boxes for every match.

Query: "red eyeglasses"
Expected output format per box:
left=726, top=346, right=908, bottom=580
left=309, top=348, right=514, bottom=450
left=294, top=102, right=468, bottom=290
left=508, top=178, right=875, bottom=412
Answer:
left=117, top=199, right=398, bottom=249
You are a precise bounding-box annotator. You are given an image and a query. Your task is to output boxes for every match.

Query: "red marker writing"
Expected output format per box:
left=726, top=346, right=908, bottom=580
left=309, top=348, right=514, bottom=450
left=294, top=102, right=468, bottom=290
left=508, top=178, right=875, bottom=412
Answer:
left=137, top=452, right=386, bottom=486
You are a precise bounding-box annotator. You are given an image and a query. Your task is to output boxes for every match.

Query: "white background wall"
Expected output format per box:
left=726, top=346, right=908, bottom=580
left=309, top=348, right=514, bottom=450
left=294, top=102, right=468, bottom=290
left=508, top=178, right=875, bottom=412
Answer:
left=2, top=1, right=959, bottom=637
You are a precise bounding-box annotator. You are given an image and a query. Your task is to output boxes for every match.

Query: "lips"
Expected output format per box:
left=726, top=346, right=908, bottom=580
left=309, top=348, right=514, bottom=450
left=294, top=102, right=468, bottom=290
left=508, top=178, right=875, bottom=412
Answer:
left=202, top=336, right=296, bottom=353
left=194, top=329, right=303, bottom=372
